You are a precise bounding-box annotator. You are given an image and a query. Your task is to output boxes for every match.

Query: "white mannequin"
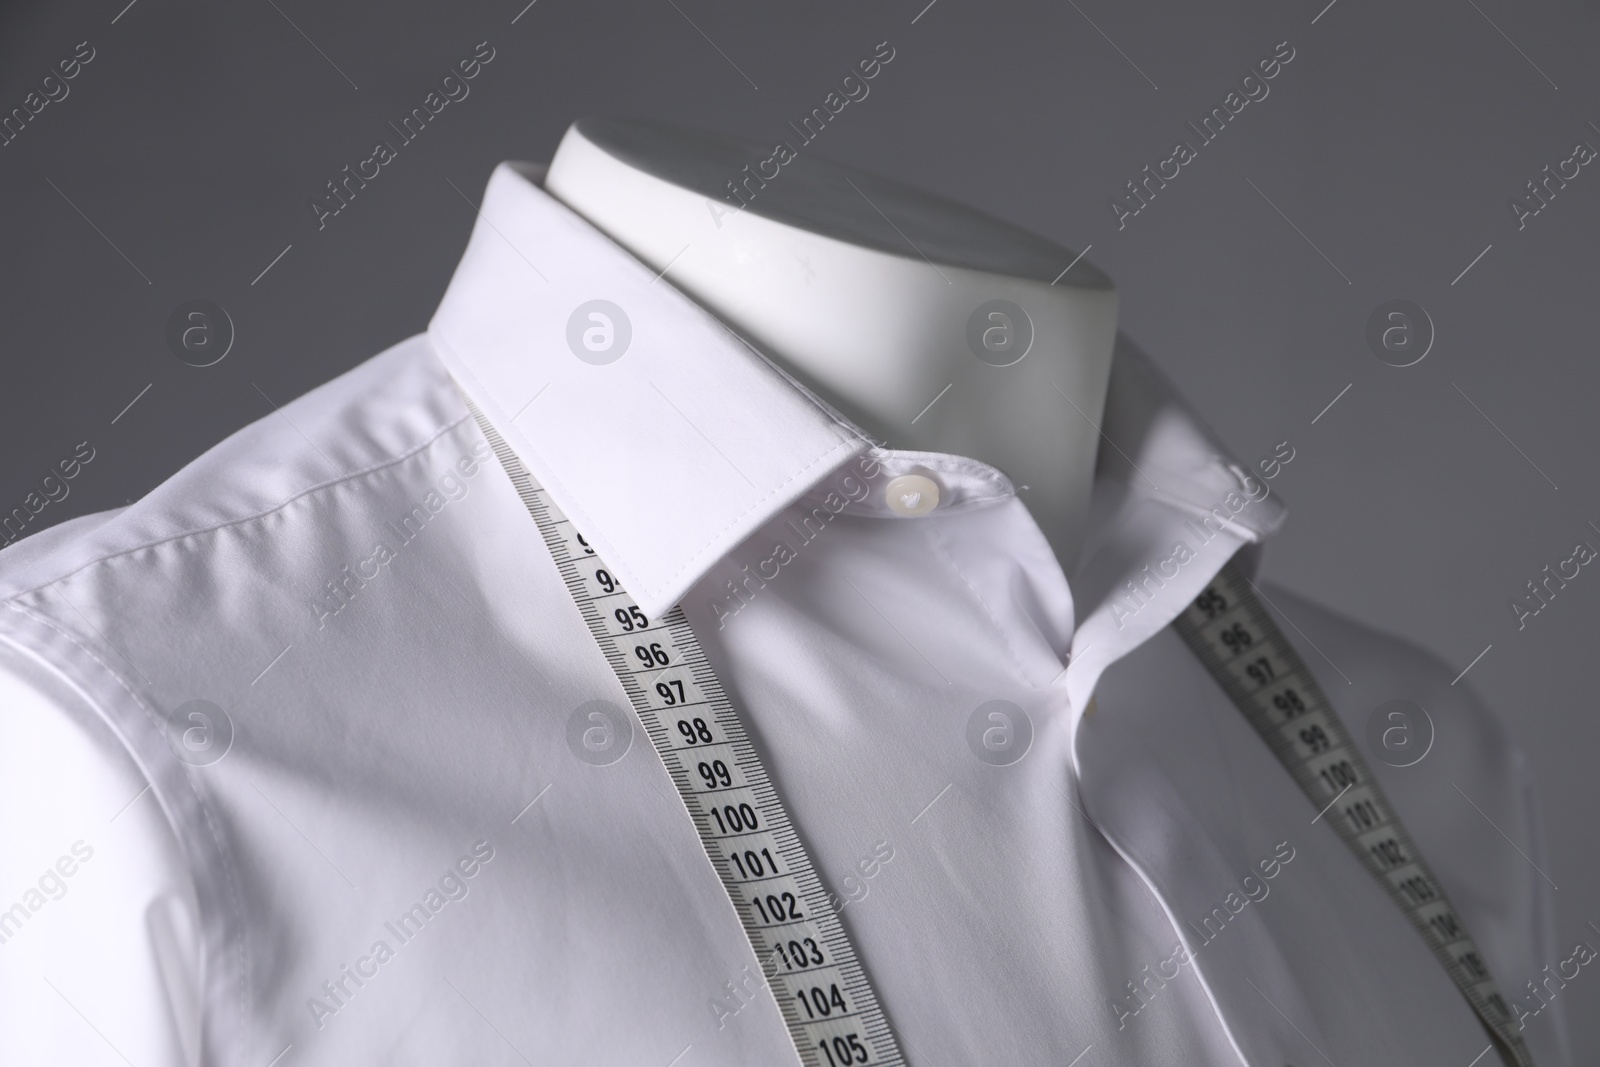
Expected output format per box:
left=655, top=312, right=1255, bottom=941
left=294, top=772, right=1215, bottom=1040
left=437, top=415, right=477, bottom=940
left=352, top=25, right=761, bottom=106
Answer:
left=544, top=117, right=1118, bottom=572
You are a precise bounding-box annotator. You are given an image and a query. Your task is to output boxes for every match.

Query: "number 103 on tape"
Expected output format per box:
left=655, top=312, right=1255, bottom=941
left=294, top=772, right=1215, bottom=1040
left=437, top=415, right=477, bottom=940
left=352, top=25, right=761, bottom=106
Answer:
left=464, top=396, right=905, bottom=1067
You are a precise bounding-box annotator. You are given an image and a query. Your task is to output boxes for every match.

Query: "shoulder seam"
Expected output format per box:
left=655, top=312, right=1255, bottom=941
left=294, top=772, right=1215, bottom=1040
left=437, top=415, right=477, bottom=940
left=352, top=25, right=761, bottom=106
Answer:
left=2, top=411, right=474, bottom=604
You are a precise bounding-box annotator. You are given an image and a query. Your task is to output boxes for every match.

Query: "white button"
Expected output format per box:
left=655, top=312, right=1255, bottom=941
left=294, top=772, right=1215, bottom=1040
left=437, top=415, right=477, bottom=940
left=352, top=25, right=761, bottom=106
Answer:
left=884, top=474, right=940, bottom=517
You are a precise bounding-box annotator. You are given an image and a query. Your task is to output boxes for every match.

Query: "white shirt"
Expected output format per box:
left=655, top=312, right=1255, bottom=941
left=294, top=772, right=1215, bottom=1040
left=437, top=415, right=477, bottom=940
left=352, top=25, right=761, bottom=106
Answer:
left=0, top=161, right=1569, bottom=1067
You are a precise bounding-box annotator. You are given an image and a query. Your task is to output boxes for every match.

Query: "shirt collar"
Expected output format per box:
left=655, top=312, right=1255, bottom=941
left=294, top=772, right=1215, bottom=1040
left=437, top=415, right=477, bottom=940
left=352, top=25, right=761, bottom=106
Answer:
left=1061, top=333, right=1288, bottom=716
left=430, top=162, right=868, bottom=617
left=428, top=163, right=1287, bottom=650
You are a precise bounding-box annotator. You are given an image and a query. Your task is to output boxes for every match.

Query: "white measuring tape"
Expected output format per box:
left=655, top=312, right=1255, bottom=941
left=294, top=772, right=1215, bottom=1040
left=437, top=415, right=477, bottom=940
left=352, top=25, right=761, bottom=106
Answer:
left=467, top=388, right=1531, bottom=1065
left=465, top=398, right=906, bottom=1067
left=1174, top=562, right=1532, bottom=1067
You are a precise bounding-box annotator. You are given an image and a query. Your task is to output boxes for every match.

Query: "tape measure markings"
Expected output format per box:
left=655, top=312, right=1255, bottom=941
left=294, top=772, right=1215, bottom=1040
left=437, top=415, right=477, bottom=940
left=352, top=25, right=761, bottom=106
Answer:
left=466, top=385, right=1529, bottom=1065
left=466, top=397, right=905, bottom=1067
left=1175, top=563, right=1531, bottom=1067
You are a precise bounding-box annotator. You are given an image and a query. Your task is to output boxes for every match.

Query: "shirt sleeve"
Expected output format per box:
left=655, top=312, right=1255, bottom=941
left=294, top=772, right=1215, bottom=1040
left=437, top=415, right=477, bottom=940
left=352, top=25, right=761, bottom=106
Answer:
left=0, top=648, right=201, bottom=1067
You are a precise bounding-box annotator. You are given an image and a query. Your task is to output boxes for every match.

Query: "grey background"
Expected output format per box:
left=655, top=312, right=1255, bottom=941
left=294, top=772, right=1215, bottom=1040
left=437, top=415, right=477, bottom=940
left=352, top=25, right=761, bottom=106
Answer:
left=2, top=0, right=1597, bottom=1051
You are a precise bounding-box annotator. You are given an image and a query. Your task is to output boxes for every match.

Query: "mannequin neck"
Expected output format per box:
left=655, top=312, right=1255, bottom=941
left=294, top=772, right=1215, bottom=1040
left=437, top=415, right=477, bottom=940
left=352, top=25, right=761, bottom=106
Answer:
left=544, top=118, right=1118, bottom=572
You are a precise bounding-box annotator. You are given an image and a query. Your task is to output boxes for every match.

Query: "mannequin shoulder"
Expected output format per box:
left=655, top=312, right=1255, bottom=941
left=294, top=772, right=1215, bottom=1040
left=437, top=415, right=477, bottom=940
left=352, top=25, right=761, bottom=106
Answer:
left=1258, top=579, right=1514, bottom=761
left=0, top=333, right=455, bottom=604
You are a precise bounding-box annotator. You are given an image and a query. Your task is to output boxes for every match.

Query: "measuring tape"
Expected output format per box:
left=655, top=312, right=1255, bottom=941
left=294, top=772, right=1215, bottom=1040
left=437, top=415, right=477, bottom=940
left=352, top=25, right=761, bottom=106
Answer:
left=1174, top=562, right=1533, bottom=1067
left=464, top=397, right=906, bottom=1067
left=466, top=385, right=1531, bottom=1064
